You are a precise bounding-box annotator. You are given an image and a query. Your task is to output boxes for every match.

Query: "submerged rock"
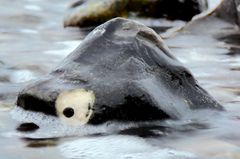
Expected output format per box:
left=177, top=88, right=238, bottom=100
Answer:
left=182, top=0, right=240, bottom=29
left=17, top=18, right=222, bottom=125
left=64, top=0, right=208, bottom=27
left=172, top=0, right=240, bottom=41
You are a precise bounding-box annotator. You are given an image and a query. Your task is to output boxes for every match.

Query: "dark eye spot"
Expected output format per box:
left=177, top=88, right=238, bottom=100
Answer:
left=63, top=107, right=74, bottom=118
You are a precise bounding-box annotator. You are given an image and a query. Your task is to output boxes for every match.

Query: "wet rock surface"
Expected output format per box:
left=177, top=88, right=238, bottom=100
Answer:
left=17, top=18, right=222, bottom=125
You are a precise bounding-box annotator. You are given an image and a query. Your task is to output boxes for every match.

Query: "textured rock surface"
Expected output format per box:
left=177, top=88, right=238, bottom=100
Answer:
left=17, top=18, right=222, bottom=125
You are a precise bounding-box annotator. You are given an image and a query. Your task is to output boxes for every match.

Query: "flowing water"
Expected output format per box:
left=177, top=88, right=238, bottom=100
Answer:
left=0, top=0, right=240, bottom=159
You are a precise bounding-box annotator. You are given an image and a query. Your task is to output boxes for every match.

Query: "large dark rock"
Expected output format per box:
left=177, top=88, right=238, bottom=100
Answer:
left=64, top=0, right=208, bottom=27
left=17, top=18, right=222, bottom=125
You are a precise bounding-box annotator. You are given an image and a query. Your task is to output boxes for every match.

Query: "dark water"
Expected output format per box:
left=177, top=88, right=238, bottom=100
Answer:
left=0, top=0, right=240, bottom=159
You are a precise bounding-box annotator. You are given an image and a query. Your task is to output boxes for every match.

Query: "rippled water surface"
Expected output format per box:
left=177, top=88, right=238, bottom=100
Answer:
left=0, top=0, right=240, bottom=159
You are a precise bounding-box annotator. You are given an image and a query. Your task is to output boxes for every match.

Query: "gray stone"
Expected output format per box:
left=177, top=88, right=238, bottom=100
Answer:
left=16, top=18, right=223, bottom=125
left=64, top=0, right=208, bottom=27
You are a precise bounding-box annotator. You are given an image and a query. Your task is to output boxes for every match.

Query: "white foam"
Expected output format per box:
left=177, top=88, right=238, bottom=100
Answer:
left=24, top=5, right=42, bottom=11
left=59, top=135, right=197, bottom=159
left=207, top=0, right=223, bottom=10
left=10, top=106, right=61, bottom=126
left=8, top=106, right=224, bottom=140
left=206, top=111, right=240, bottom=139
left=9, top=107, right=140, bottom=138
left=10, top=70, right=36, bottom=83
left=44, top=41, right=81, bottom=57
left=20, top=29, right=39, bottom=34
left=9, top=105, right=220, bottom=139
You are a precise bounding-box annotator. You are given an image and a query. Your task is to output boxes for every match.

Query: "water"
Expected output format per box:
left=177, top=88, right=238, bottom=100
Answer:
left=0, top=0, right=240, bottom=159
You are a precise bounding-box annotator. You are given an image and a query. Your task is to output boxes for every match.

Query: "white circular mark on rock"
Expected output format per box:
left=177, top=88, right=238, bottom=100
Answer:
left=56, top=89, right=95, bottom=126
